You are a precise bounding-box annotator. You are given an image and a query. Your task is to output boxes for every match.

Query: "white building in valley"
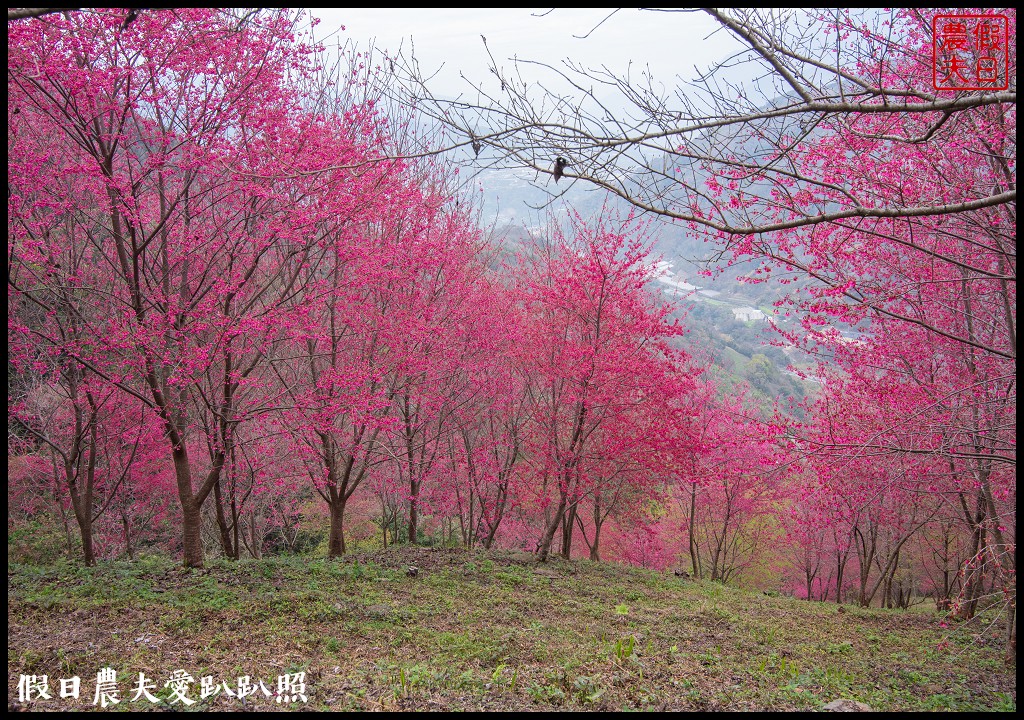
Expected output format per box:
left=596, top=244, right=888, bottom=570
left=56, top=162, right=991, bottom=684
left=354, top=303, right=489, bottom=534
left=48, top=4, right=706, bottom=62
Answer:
left=732, top=306, right=766, bottom=322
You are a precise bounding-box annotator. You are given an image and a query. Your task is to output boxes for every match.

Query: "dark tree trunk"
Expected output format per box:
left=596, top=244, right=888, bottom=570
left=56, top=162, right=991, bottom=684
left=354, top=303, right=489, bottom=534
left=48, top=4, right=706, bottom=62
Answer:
left=590, top=499, right=603, bottom=562
left=560, top=502, right=578, bottom=559
left=79, top=515, right=95, bottom=566
left=408, top=477, right=420, bottom=545
left=181, top=499, right=205, bottom=569
left=121, top=513, right=135, bottom=560
left=214, top=476, right=236, bottom=559
left=329, top=499, right=347, bottom=559
left=536, top=489, right=567, bottom=562
left=688, top=483, right=700, bottom=578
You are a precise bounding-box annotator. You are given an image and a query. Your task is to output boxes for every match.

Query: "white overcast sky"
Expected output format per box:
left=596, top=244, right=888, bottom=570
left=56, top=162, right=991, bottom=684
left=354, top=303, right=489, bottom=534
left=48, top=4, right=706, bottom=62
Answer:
left=303, top=9, right=759, bottom=226
left=307, top=8, right=747, bottom=100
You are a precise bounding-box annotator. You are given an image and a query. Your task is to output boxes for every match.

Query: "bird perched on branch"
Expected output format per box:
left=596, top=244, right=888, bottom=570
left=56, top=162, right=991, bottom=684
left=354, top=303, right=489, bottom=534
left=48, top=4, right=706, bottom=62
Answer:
left=553, top=157, right=570, bottom=183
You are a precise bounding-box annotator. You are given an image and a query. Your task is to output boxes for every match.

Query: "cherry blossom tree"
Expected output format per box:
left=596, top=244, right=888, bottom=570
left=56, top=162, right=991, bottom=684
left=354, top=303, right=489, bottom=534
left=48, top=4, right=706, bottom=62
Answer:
left=510, top=211, right=698, bottom=561
left=9, top=8, right=366, bottom=566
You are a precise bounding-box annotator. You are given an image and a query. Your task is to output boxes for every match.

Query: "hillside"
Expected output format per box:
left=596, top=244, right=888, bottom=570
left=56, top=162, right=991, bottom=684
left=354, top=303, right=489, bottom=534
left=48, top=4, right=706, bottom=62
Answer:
left=8, top=548, right=1015, bottom=711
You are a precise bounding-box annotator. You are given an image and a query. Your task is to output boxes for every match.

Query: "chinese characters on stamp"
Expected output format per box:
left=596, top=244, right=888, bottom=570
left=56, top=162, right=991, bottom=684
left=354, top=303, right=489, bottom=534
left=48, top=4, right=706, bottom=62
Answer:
left=933, top=14, right=1009, bottom=91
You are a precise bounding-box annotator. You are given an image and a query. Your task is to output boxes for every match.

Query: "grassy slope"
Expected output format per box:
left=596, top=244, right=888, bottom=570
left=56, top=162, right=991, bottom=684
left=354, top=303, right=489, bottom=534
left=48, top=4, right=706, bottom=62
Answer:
left=8, top=547, right=1016, bottom=711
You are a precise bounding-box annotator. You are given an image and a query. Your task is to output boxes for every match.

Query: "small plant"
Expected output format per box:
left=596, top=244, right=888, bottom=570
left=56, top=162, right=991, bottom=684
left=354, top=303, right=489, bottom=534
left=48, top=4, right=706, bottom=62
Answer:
left=900, top=669, right=926, bottom=684
left=611, top=635, right=636, bottom=664
left=526, top=682, right=565, bottom=704
left=394, top=663, right=429, bottom=697
left=349, top=559, right=364, bottom=580
left=55, top=647, right=75, bottom=676
left=696, top=648, right=718, bottom=666
left=457, top=669, right=479, bottom=689
left=820, top=663, right=855, bottom=688
left=923, top=693, right=953, bottom=710
left=615, top=603, right=630, bottom=615
left=826, top=640, right=854, bottom=654
left=701, top=583, right=724, bottom=599
left=752, top=626, right=778, bottom=645
left=992, top=692, right=1016, bottom=712
left=761, top=654, right=800, bottom=679
left=572, top=675, right=604, bottom=703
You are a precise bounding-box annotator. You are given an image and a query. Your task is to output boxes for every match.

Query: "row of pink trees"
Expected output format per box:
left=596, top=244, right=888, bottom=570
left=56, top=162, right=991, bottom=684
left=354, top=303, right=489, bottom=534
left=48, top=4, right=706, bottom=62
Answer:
left=7, top=8, right=486, bottom=565
left=14, top=13, right=1009, bottom=655
left=11, top=10, right=761, bottom=570
left=511, top=216, right=700, bottom=561
left=354, top=6, right=1012, bottom=655
left=8, top=8, right=355, bottom=567
left=749, top=11, right=1016, bottom=656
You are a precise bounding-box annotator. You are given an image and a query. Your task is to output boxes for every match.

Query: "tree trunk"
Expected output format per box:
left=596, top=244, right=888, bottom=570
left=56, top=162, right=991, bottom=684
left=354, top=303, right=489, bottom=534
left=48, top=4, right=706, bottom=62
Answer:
left=483, top=517, right=499, bottom=549
left=590, top=500, right=603, bottom=562
left=1006, top=604, right=1016, bottom=664
left=536, top=490, right=568, bottom=562
left=328, top=498, right=347, bottom=559
left=68, top=486, right=96, bottom=567
left=121, top=513, right=135, bottom=560
left=232, top=506, right=241, bottom=560
left=560, top=502, right=578, bottom=559
left=213, top=476, right=236, bottom=559
left=805, top=565, right=817, bottom=601
left=834, top=544, right=849, bottom=604
left=960, top=488, right=988, bottom=620
left=688, top=482, right=700, bottom=578
left=854, top=524, right=876, bottom=608
left=78, top=515, right=95, bottom=566
left=408, top=477, right=420, bottom=545
left=181, top=499, right=205, bottom=569
left=172, top=442, right=207, bottom=568
left=248, top=511, right=262, bottom=559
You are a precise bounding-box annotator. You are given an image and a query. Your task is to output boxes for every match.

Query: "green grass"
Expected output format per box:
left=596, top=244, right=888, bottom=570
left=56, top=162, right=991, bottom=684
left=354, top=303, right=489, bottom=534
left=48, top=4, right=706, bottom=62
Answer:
left=7, top=547, right=1016, bottom=711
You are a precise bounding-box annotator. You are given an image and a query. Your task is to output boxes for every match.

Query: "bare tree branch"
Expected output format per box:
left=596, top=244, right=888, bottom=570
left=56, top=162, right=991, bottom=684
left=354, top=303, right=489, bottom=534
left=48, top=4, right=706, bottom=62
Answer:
left=8, top=8, right=77, bottom=21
